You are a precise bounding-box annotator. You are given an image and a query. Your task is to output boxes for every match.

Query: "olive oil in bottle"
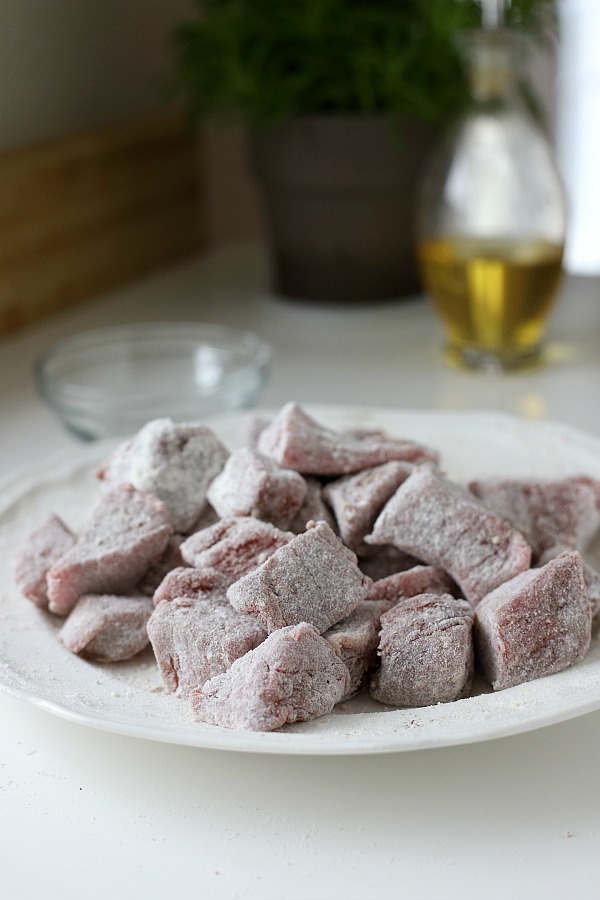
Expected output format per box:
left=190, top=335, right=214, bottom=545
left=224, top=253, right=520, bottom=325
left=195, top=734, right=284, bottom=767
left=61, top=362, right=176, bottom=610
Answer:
left=418, top=237, right=564, bottom=369
left=416, top=26, right=566, bottom=371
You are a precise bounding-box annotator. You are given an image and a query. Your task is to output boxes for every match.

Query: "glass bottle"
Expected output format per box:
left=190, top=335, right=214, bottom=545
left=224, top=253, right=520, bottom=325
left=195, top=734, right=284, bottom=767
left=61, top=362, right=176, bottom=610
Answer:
left=417, top=28, right=566, bottom=371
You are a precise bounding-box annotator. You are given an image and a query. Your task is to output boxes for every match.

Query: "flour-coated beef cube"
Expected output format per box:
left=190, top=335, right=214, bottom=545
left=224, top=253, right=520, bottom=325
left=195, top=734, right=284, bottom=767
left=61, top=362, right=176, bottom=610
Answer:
left=367, top=466, right=532, bottom=605
left=152, top=565, right=231, bottom=605
left=582, top=561, right=600, bottom=619
left=206, top=447, right=307, bottom=529
left=137, top=535, right=186, bottom=596
left=537, top=545, right=600, bottom=618
left=323, top=461, right=414, bottom=553
left=584, top=565, right=600, bottom=619
left=474, top=551, right=592, bottom=691
left=289, top=476, right=336, bottom=534
left=370, top=593, right=475, bottom=707
left=14, top=514, right=75, bottom=608
left=324, top=601, right=388, bottom=700
left=147, top=597, right=267, bottom=697
left=367, top=565, right=456, bottom=606
left=357, top=545, right=421, bottom=581
left=185, top=502, right=220, bottom=535
left=47, top=485, right=172, bottom=616
left=469, top=477, right=600, bottom=560
left=467, top=479, right=531, bottom=540
left=345, top=427, right=390, bottom=440
left=60, top=594, right=154, bottom=662
left=227, top=520, right=372, bottom=633
left=573, top=475, right=600, bottom=509
left=181, top=516, right=294, bottom=581
left=190, top=622, right=351, bottom=731
left=96, top=417, right=229, bottom=533
left=257, top=402, right=438, bottom=476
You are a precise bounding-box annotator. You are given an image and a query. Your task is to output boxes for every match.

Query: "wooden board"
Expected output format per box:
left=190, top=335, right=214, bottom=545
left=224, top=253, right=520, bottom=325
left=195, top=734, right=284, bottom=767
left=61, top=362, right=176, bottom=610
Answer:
left=0, top=113, right=205, bottom=336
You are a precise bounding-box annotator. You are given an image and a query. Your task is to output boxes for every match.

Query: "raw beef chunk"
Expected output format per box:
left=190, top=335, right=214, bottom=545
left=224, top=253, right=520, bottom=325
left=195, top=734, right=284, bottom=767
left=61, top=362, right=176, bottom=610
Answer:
left=47, top=485, right=172, bottom=616
left=14, top=514, right=75, bottom=608
left=367, top=565, right=456, bottom=606
left=289, top=476, right=336, bottom=534
left=370, top=593, right=475, bottom=707
left=367, top=466, right=532, bottom=605
left=147, top=597, right=267, bottom=696
left=181, top=517, right=294, bottom=581
left=323, top=461, right=414, bottom=553
left=206, top=447, right=307, bottom=529
left=227, top=520, right=372, bottom=633
left=60, top=594, right=154, bottom=662
left=190, top=622, right=351, bottom=731
left=324, top=601, right=388, bottom=700
left=474, top=551, right=592, bottom=691
left=469, top=477, right=600, bottom=560
left=152, top=565, right=231, bottom=605
left=96, top=417, right=229, bottom=533
left=257, top=402, right=438, bottom=476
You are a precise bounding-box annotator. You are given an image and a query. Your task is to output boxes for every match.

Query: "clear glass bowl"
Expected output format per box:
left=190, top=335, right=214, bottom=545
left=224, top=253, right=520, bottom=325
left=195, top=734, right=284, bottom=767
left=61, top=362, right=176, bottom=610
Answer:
left=36, top=322, right=272, bottom=440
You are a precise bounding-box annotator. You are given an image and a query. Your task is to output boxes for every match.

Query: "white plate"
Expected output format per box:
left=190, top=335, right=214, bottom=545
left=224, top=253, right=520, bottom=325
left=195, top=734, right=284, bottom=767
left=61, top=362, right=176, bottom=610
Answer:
left=2, top=405, right=600, bottom=755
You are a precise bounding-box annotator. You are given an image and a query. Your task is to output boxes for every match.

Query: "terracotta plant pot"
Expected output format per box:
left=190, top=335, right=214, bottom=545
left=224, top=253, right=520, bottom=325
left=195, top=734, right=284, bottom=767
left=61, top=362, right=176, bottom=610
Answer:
left=249, top=115, right=437, bottom=302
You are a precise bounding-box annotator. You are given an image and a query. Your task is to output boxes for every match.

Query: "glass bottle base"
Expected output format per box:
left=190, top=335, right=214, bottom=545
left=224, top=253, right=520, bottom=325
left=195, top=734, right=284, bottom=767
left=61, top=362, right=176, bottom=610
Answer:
left=443, top=342, right=544, bottom=373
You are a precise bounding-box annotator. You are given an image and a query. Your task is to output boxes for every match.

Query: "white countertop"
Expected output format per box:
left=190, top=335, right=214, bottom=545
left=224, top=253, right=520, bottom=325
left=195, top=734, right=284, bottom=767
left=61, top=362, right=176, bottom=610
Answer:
left=2, top=242, right=600, bottom=900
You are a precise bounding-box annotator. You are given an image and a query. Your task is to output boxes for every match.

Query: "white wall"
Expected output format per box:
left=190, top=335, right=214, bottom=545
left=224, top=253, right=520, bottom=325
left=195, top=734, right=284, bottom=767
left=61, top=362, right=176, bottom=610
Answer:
left=0, top=0, right=194, bottom=151
left=556, top=0, right=600, bottom=274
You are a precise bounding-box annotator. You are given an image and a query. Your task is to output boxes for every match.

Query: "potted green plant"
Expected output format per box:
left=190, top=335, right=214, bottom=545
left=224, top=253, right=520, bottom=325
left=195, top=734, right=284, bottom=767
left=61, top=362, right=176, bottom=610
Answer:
left=172, top=0, right=554, bottom=302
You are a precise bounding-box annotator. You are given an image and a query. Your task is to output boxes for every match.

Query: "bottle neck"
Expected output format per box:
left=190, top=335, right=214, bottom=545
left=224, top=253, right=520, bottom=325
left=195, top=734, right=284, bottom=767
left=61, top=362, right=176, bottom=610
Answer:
left=457, top=28, right=528, bottom=104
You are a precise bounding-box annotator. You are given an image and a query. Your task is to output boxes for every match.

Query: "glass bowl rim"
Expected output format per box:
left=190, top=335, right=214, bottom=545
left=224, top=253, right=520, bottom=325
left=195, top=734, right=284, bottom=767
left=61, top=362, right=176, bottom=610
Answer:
left=35, top=321, right=272, bottom=410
